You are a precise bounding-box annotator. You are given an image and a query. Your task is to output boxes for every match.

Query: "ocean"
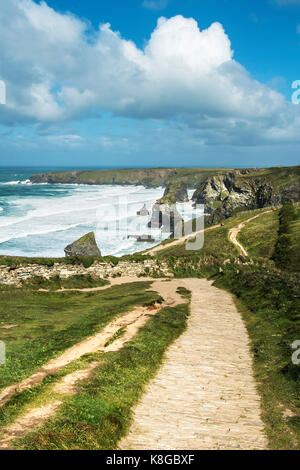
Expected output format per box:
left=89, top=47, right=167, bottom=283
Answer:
left=0, top=167, right=200, bottom=258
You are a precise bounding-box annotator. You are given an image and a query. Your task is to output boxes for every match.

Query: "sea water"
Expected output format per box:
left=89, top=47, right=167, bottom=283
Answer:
left=0, top=167, right=200, bottom=258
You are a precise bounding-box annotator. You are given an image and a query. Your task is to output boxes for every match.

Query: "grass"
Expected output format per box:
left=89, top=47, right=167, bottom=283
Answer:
left=290, top=205, right=300, bottom=272
left=30, top=167, right=227, bottom=188
left=156, top=208, right=272, bottom=260
left=22, top=274, right=109, bottom=290
left=0, top=281, right=160, bottom=391
left=11, top=302, right=190, bottom=450
left=104, top=327, right=126, bottom=348
left=237, top=209, right=279, bottom=259
left=0, top=252, right=154, bottom=268
left=213, top=265, right=300, bottom=450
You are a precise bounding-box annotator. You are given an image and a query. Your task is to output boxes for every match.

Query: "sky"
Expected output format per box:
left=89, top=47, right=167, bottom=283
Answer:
left=0, top=0, right=299, bottom=168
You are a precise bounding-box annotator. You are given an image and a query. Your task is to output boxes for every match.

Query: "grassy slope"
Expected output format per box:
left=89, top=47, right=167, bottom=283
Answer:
left=213, top=267, right=300, bottom=450
left=238, top=209, right=279, bottom=259
left=156, top=208, right=272, bottom=259
left=10, top=302, right=189, bottom=450
left=235, top=166, right=300, bottom=191
left=238, top=203, right=300, bottom=268
left=0, top=281, right=159, bottom=390
left=289, top=205, right=300, bottom=272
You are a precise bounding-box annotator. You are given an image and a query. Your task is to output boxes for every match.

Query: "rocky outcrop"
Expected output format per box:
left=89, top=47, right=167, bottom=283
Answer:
left=128, top=234, right=155, bottom=243
left=0, top=259, right=171, bottom=287
left=64, top=232, right=101, bottom=257
left=192, top=168, right=300, bottom=223
left=158, top=182, right=189, bottom=204
left=137, top=204, right=150, bottom=216
left=148, top=204, right=183, bottom=235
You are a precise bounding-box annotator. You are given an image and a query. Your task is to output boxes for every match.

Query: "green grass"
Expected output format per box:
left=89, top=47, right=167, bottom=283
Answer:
left=290, top=206, right=300, bottom=272
left=213, top=265, right=300, bottom=450
left=156, top=208, right=271, bottom=259
left=22, top=274, right=109, bottom=290
left=0, top=281, right=160, bottom=391
left=12, top=302, right=189, bottom=450
left=0, top=253, right=153, bottom=268
left=236, top=166, right=300, bottom=192
left=104, top=327, right=126, bottom=348
left=237, top=209, right=279, bottom=259
left=271, top=203, right=300, bottom=272
left=30, top=167, right=227, bottom=188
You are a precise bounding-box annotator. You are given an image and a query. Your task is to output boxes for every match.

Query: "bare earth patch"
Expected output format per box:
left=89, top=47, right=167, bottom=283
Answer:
left=0, top=362, right=101, bottom=449
left=0, top=278, right=186, bottom=408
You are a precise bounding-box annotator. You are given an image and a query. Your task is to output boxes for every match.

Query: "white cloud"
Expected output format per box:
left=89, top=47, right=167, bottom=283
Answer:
left=142, top=0, right=169, bottom=11
left=0, top=0, right=299, bottom=147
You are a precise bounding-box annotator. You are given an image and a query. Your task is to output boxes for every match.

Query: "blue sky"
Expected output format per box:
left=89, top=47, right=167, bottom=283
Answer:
left=0, top=0, right=299, bottom=168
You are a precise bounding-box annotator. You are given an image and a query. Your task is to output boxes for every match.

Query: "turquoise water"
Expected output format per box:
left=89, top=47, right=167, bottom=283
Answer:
left=0, top=167, right=164, bottom=257
left=0, top=167, right=200, bottom=257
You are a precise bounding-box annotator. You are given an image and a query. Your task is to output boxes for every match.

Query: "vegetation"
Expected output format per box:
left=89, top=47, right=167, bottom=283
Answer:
left=11, top=303, right=189, bottom=450
left=272, top=203, right=299, bottom=271
left=0, top=281, right=159, bottom=390
left=0, top=252, right=152, bottom=268
left=0, top=197, right=299, bottom=450
left=30, top=167, right=226, bottom=188
left=235, top=165, right=300, bottom=192
left=237, top=209, right=279, bottom=259
left=22, top=274, right=109, bottom=290
left=213, top=265, right=300, bottom=450
left=157, top=208, right=271, bottom=259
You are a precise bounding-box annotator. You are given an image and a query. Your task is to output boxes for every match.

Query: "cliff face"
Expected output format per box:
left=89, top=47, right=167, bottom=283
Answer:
left=192, top=167, right=300, bottom=222
left=158, top=182, right=189, bottom=204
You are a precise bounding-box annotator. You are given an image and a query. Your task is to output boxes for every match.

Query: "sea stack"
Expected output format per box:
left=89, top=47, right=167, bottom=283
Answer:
left=148, top=204, right=183, bottom=236
left=137, top=204, right=150, bottom=216
left=64, top=232, right=101, bottom=257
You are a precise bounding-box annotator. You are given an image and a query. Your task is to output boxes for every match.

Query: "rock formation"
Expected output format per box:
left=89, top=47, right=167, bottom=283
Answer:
left=158, top=182, right=189, bottom=204
left=192, top=169, right=300, bottom=224
left=137, top=204, right=150, bottom=216
left=128, top=234, right=155, bottom=243
left=148, top=204, right=183, bottom=236
left=64, top=232, right=101, bottom=257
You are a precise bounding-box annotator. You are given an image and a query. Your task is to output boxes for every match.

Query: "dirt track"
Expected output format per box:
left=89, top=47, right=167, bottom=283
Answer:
left=228, top=211, right=273, bottom=257
left=145, top=224, right=220, bottom=255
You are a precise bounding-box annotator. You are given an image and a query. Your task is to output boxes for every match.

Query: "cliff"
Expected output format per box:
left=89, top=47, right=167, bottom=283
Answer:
left=30, top=167, right=225, bottom=188
left=192, top=166, right=300, bottom=224
left=30, top=165, right=300, bottom=226
left=158, top=182, right=189, bottom=204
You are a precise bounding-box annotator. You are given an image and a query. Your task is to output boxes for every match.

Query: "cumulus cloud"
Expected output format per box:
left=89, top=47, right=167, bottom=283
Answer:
left=0, top=0, right=299, bottom=147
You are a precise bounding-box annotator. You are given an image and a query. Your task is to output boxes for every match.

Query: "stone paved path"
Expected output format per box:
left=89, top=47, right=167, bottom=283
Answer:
left=120, top=279, right=268, bottom=450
